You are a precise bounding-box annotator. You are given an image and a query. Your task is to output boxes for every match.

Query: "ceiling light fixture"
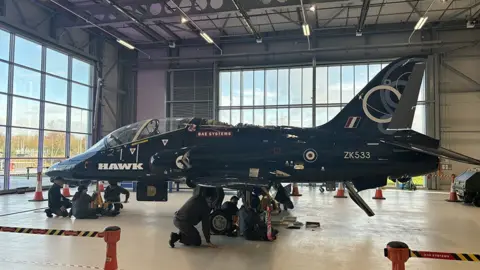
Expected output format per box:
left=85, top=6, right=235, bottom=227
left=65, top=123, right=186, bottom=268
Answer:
left=309, top=5, right=315, bottom=12
left=414, top=16, right=428, bottom=30
left=200, top=31, right=214, bottom=44
left=116, top=39, right=135, bottom=50
left=181, top=17, right=188, bottom=23
left=302, top=23, right=311, bottom=36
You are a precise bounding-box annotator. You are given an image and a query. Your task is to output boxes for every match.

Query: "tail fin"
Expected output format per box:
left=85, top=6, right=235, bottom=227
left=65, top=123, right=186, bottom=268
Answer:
left=322, top=55, right=427, bottom=134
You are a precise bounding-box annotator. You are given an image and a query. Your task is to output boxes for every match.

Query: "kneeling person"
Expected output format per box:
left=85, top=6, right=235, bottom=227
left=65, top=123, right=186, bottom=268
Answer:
left=169, top=187, right=217, bottom=248
left=104, top=181, right=130, bottom=213
left=72, top=185, right=100, bottom=219
left=45, top=177, right=72, bottom=218
left=238, top=205, right=278, bottom=241
left=221, top=196, right=239, bottom=236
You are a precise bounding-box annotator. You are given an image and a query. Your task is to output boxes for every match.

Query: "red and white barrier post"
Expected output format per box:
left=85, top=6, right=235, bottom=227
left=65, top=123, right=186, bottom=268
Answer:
left=99, top=181, right=105, bottom=192
left=103, top=226, right=121, bottom=270
left=266, top=205, right=274, bottom=241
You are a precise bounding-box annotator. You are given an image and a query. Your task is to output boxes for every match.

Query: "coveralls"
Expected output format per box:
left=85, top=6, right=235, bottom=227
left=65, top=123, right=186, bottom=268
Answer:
left=104, top=183, right=130, bottom=212
left=46, top=183, right=71, bottom=217
left=171, top=194, right=212, bottom=246
left=72, top=191, right=99, bottom=219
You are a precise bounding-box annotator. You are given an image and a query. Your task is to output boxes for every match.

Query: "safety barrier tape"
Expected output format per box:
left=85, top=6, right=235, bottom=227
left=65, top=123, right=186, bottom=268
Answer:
left=410, top=250, right=480, bottom=261
left=0, top=258, right=104, bottom=269
left=0, top=226, right=104, bottom=238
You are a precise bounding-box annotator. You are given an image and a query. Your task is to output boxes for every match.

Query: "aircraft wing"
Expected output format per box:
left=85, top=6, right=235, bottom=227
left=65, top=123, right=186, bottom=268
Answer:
left=194, top=177, right=270, bottom=189
left=380, top=140, right=480, bottom=165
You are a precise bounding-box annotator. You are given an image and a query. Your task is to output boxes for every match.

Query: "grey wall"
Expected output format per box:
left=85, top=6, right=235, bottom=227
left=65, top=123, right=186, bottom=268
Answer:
left=136, top=49, right=169, bottom=121
left=1, top=0, right=132, bottom=138
left=135, top=25, right=480, bottom=190
left=437, top=31, right=480, bottom=189
left=136, top=69, right=167, bottom=121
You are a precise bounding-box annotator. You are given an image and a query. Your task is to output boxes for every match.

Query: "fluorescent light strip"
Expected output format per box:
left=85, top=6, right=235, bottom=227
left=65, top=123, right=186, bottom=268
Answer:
left=302, top=23, right=310, bottom=36
left=116, top=39, right=135, bottom=50
left=414, top=16, right=428, bottom=30
left=200, top=32, right=214, bottom=44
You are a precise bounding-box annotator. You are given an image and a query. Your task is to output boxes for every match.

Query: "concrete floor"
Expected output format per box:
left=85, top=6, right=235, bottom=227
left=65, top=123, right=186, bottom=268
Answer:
left=0, top=186, right=479, bottom=270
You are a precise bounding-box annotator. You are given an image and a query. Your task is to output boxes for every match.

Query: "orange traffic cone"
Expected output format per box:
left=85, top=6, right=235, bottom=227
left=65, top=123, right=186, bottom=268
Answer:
left=446, top=174, right=459, bottom=202
left=99, top=181, right=105, bottom=192
left=334, top=182, right=347, bottom=198
left=372, top=187, right=386, bottom=200
left=29, top=172, right=47, bottom=202
left=62, top=184, right=71, bottom=197
left=290, top=183, right=302, bottom=196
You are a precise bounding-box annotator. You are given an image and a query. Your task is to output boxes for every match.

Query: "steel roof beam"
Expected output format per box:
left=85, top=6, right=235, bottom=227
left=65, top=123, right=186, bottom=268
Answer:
left=129, top=23, right=167, bottom=42
left=102, top=0, right=170, bottom=42
left=154, top=21, right=181, bottom=41
left=356, top=0, right=371, bottom=35
left=55, top=0, right=343, bottom=28
left=230, top=0, right=262, bottom=41
left=134, top=19, right=470, bottom=49
left=406, top=1, right=422, bottom=18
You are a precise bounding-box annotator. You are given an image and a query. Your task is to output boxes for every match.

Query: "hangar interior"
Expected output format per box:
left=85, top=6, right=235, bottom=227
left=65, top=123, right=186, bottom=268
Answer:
left=0, top=0, right=480, bottom=269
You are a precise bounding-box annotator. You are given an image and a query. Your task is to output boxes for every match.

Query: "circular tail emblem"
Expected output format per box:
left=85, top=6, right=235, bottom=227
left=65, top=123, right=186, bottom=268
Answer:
left=303, top=149, right=317, bottom=163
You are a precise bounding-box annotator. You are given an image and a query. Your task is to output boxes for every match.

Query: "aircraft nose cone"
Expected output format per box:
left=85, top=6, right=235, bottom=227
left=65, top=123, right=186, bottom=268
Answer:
left=45, top=161, right=74, bottom=179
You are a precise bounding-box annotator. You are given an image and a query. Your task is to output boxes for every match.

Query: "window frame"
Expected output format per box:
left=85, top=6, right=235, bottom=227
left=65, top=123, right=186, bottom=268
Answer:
left=0, top=27, right=96, bottom=190
left=217, top=58, right=427, bottom=135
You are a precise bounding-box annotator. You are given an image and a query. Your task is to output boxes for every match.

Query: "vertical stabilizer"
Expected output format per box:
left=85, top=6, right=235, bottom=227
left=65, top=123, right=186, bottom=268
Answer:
left=320, top=55, right=428, bottom=135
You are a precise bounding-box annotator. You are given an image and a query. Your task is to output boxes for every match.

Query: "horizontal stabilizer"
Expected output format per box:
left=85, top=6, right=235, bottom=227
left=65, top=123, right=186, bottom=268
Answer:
left=387, top=62, right=426, bottom=131
left=380, top=140, right=480, bottom=165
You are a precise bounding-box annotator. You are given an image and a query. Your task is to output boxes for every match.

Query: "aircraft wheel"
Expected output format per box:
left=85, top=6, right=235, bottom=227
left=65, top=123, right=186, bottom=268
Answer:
left=210, top=210, right=229, bottom=235
left=185, top=178, right=196, bottom=188
left=283, top=201, right=294, bottom=210
left=473, top=195, right=480, bottom=208
left=464, top=193, right=474, bottom=204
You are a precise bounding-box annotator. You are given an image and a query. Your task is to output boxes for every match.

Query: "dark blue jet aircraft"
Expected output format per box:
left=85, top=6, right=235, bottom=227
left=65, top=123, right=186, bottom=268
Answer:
left=46, top=55, right=480, bottom=217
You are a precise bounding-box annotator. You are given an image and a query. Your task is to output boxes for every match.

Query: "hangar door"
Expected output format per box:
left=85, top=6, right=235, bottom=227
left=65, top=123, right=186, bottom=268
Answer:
left=167, top=69, right=214, bottom=119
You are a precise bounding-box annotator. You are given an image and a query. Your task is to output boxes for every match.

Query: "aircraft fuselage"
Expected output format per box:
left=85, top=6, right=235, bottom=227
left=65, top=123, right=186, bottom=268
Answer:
left=46, top=125, right=439, bottom=192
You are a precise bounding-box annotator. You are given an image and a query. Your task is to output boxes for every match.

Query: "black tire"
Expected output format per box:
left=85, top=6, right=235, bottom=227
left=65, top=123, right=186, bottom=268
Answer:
left=185, top=177, right=196, bottom=188
left=283, top=201, right=294, bottom=210
left=319, top=187, right=325, bottom=193
left=210, top=210, right=229, bottom=235
left=464, top=193, right=475, bottom=204
left=473, top=196, right=480, bottom=208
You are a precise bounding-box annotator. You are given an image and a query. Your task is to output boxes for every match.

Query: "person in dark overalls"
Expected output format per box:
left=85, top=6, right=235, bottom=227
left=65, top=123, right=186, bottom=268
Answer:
left=45, top=177, right=72, bottom=218
left=169, top=187, right=217, bottom=248
left=212, top=187, right=225, bottom=210
left=104, top=181, right=130, bottom=213
left=238, top=197, right=279, bottom=241
left=71, top=185, right=100, bottom=219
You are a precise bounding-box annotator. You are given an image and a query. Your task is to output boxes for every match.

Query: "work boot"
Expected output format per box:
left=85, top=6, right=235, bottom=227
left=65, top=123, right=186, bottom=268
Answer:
left=45, top=209, right=53, bottom=218
left=169, top=232, right=179, bottom=248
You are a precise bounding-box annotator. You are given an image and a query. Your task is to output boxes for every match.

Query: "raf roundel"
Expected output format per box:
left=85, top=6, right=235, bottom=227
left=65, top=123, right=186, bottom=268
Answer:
left=175, top=156, right=184, bottom=169
left=303, top=149, right=318, bottom=163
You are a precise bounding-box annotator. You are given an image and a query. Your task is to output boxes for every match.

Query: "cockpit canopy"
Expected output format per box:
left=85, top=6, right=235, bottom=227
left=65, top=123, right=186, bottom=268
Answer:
left=84, top=117, right=232, bottom=153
